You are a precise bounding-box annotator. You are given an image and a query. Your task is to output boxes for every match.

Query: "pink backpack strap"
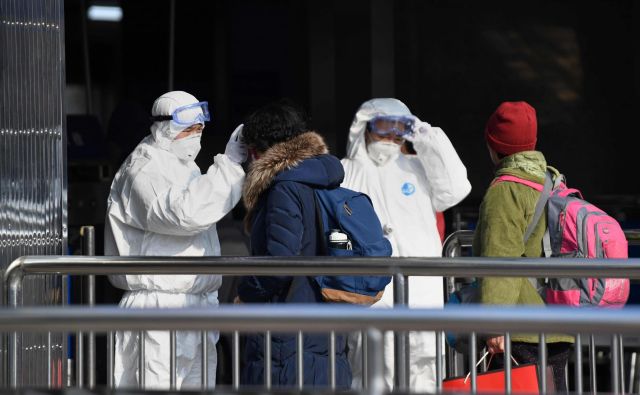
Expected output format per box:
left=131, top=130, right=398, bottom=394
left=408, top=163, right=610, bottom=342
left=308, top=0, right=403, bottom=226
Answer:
left=494, top=171, right=555, bottom=252
left=493, top=175, right=544, bottom=192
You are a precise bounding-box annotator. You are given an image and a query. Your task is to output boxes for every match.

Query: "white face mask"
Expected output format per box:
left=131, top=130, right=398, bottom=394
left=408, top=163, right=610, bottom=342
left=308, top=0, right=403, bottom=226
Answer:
left=367, top=140, right=401, bottom=166
left=170, top=133, right=202, bottom=162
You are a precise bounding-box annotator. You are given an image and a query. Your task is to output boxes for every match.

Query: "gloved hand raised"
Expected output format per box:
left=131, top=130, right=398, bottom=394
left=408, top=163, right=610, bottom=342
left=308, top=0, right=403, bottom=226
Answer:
left=225, top=124, right=248, bottom=164
left=404, top=120, right=433, bottom=143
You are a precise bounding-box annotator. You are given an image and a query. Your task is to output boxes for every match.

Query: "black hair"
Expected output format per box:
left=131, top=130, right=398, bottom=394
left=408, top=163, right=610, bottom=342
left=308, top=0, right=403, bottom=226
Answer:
left=242, top=99, right=309, bottom=152
left=403, top=141, right=417, bottom=155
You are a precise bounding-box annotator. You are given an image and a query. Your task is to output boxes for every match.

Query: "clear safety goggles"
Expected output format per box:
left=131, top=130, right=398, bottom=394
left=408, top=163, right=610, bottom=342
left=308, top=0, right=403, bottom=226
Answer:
left=150, top=101, right=211, bottom=126
left=368, top=115, right=415, bottom=138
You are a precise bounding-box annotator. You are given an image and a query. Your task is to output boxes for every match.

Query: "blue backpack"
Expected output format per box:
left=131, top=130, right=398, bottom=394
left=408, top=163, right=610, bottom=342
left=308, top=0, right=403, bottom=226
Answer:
left=312, top=187, right=393, bottom=305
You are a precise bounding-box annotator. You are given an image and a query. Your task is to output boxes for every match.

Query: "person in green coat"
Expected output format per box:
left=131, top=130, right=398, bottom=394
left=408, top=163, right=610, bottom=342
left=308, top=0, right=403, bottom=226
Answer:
left=473, top=101, right=572, bottom=392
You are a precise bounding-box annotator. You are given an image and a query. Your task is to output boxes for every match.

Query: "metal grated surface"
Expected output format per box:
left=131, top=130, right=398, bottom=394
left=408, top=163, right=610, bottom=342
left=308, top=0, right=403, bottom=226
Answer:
left=0, top=0, right=67, bottom=388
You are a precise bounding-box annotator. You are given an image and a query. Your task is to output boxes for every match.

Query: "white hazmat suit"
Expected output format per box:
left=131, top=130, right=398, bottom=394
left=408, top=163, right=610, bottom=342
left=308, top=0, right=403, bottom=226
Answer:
left=341, top=98, right=471, bottom=392
left=105, top=91, right=246, bottom=389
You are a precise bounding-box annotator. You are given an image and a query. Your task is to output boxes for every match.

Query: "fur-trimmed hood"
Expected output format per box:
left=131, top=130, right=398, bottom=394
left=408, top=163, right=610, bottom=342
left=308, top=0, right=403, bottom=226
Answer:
left=243, top=131, right=344, bottom=230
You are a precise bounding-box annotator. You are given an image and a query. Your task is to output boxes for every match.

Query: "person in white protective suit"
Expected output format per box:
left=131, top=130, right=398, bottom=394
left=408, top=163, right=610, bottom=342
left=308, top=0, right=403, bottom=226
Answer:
left=104, top=91, right=247, bottom=389
left=341, top=98, right=471, bottom=392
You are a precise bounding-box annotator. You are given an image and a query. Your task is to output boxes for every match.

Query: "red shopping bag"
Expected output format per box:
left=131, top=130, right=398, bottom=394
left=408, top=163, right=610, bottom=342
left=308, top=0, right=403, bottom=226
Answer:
left=443, top=364, right=541, bottom=394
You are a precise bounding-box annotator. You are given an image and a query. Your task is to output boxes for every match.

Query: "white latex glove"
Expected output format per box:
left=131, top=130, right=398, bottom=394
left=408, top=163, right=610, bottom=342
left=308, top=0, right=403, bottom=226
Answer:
left=225, top=124, right=248, bottom=164
left=404, top=120, right=433, bottom=143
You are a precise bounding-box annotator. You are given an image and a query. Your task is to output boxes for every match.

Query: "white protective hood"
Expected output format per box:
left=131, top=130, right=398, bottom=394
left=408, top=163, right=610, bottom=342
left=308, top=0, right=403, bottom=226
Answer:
left=345, top=98, right=413, bottom=162
left=150, top=90, right=202, bottom=151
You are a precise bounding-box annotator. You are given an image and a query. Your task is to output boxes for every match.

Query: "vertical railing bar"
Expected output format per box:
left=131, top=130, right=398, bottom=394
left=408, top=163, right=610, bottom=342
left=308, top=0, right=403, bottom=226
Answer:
left=445, top=277, right=457, bottom=379
left=232, top=331, right=240, bottom=390
left=265, top=331, right=271, bottom=389
left=3, top=332, right=6, bottom=388
left=329, top=331, right=336, bottom=390
left=363, top=330, right=368, bottom=390
left=393, top=273, right=407, bottom=390
left=481, top=347, right=488, bottom=372
left=87, top=275, right=95, bottom=389
left=590, top=335, right=597, bottom=394
left=75, top=331, right=83, bottom=387
left=201, top=331, right=208, bottom=389
left=628, top=352, right=636, bottom=395
left=539, top=333, right=547, bottom=395
left=469, top=332, right=477, bottom=394
left=575, top=333, right=583, bottom=395
left=62, top=275, right=68, bottom=388
left=403, top=278, right=410, bottom=387
left=297, top=331, right=304, bottom=390
left=436, top=331, right=443, bottom=393
left=82, top=225, right=96, bottom=390
left=138, top=331, right=145, bottom=389
left=47, top=332, right=52, bottom=388
left=505, top=332, right=512, bottom=395
left=620, top=335, right=626, bottom=395
left=170, top=330, right=176, bottom=390
left=633, top=352, right=640, bottom=394
left=107, top=331, right=114, bottom=388
left=612, top=334, right=621, bottom=395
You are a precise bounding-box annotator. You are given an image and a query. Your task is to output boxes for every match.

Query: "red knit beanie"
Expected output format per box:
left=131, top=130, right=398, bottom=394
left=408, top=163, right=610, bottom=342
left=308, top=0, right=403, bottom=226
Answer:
left=485, top=101, right=537, bottom=156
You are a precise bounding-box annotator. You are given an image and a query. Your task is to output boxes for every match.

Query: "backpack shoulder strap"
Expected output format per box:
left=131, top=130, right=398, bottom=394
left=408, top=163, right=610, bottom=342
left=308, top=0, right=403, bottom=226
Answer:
left=494, top=175, right=544, bottom=192
left=286, top=189, right=327, bottom=302
left=493, top=172, right=553, bottom=244
left=523, top=171, right=553, bottom=244
left=313, top=190, right=328, bottom=255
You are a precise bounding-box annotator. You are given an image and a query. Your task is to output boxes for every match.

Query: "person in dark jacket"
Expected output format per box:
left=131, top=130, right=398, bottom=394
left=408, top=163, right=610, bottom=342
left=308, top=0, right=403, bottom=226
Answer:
left=236, top=101, right=352, bottom=388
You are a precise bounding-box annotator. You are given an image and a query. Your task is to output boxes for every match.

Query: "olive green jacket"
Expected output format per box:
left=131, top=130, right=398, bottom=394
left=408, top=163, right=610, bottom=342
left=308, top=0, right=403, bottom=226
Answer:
left=473, top=151, right=573, bottom=343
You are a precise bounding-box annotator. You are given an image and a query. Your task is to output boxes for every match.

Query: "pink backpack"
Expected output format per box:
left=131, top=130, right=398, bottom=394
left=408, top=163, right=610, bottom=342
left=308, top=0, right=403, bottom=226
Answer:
left=495, top=171, right=629, bottom=308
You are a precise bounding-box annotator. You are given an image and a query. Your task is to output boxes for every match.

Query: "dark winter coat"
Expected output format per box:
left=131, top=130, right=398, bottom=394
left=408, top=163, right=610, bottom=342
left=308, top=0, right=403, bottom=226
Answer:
left=237, top=131, right=352, bottom=388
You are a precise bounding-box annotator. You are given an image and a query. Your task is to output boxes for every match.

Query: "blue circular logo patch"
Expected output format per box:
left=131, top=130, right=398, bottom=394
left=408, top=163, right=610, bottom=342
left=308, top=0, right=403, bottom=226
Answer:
left=401, top=182, right=416, bottom=196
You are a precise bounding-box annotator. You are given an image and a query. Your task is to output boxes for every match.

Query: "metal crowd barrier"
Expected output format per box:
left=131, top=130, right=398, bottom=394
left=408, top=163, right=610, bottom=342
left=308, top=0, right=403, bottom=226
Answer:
left=442, top=229, right=640, bottom=394
left=442, top=230, right=475, bottom=380
left=3, top=254, right=640, bottom=393
left=2, top=305, right=640, bottom=395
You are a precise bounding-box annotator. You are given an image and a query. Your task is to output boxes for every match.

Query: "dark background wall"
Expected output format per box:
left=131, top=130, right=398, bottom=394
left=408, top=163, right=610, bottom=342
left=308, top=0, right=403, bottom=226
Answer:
left=64, top=0, right=640, bottom=250
left=394, top=0, right=639, bottom=201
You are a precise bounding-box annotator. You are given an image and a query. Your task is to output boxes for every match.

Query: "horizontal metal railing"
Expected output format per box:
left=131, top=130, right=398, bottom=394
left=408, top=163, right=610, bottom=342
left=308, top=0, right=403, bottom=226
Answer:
left=2, top=305, right=640, bottom=394
left=4, top=254, right=640, bottom=393
left=442, top=228, right=640, bottom=257
left=1, top=304, right=639, bottom=338
left=6, top=255, right=640, bottom=279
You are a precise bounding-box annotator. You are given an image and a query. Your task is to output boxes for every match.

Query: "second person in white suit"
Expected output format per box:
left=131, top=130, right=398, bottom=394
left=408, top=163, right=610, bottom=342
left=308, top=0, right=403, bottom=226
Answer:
left=341, top=98, right=471, bottom=392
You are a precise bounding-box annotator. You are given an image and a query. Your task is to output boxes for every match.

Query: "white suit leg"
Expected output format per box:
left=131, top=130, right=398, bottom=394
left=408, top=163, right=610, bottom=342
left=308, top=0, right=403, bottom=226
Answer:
left=113, top=291, right=219, bottom=390
left=180, top=331, right=218, bottom=389
left=348, top=281, right=395, bottom=390
left=347, top=330, right=394, bottom=391
left=113, top=330, right=139, bottom=388
left=407, top=276, right=443, bottom=392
